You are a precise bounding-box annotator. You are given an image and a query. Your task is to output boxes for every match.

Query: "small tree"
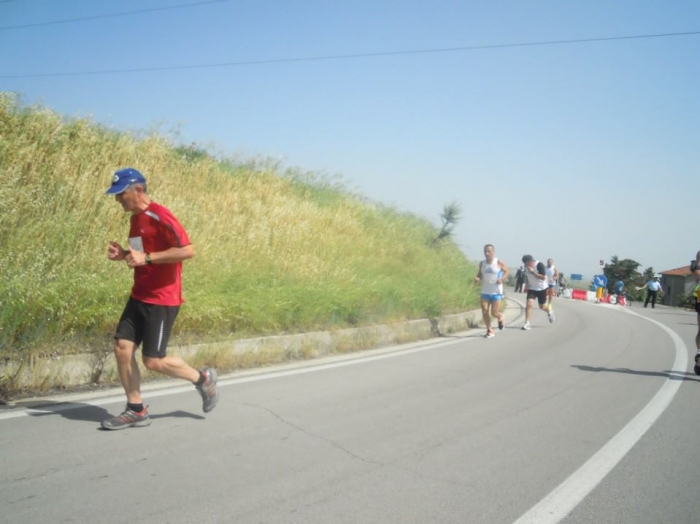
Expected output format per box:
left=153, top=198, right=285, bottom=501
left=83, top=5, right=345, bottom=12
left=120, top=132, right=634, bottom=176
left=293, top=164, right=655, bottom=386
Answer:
left=603, top=256, right=642, bottom=295
left=429, top=201, right=461, bottom=247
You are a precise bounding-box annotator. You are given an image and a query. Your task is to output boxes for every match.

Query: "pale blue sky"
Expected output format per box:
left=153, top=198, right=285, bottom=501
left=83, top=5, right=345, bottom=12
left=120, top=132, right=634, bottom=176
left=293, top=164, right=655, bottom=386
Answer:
left=2, top=0, right=699, bottom=278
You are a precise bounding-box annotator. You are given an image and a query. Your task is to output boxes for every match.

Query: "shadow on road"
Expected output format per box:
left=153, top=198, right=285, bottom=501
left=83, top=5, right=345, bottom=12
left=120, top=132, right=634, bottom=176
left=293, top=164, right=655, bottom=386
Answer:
left=25, top=402, right=111, bottom=422
left=440, top=325, right=534, bottom=340
left=645, top=311, right=693, bottom=317
left=572, top=365, right=700, bottom=382
left=441, top=333, right=498, bottom=340
left=150, top=411, right=205, bottom=421
left=15, top=401, right=205, bottom=424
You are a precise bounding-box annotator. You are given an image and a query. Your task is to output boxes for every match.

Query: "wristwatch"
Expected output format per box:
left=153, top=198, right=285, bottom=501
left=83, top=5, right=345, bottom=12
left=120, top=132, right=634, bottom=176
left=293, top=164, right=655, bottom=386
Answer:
left=145, top=254, right=152, bottom=265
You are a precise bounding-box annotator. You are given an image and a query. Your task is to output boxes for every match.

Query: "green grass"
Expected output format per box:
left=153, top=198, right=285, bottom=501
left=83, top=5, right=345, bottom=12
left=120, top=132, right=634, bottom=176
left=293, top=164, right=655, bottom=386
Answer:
left=0, top=92, right=479, bottom=365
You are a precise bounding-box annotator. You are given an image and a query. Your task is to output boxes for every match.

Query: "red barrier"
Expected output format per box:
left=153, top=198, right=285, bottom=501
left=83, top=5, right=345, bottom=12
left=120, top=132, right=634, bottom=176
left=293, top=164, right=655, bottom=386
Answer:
left=571, top=289, right=587, bottom=301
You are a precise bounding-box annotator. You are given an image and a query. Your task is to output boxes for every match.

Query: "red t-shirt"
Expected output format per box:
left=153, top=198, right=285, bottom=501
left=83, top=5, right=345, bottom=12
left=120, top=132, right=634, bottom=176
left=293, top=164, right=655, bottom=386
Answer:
left=127, top=202, right=191, bottom=306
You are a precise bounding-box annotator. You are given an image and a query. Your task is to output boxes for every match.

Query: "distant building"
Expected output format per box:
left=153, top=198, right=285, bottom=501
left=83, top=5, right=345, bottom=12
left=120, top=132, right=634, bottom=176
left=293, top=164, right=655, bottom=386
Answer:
left=659, top=266, right=696, bottom=307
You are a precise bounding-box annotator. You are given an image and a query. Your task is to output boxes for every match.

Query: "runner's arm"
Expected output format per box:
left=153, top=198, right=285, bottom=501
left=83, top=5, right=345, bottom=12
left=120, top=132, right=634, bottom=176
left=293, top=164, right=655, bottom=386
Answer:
left=148, top=244, right=195, bottom=264
left=532, top=262, right=547, bottom=280
left=127, top=245, right=195, bottom=267
left=498, top=260, right=510, bottom=283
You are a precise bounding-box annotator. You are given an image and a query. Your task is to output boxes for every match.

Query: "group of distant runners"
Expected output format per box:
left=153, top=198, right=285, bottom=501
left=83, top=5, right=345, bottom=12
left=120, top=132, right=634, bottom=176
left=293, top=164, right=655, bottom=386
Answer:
left=473, top=245, right=555, bottom=338
left=474, top=244, right=700, bottom=380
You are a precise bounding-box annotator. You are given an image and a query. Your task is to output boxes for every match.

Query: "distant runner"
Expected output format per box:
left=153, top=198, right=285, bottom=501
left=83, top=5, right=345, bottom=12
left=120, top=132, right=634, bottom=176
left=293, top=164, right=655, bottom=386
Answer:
left=521, top=255, right=555, bottom=330
left=545, top=259, right=559, bottom=306
left=474, top=244, right=510, bottom=338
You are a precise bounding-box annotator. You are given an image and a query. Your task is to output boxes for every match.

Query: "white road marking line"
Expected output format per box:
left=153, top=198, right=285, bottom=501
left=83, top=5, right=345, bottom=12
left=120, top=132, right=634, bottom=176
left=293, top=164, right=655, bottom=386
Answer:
left=512, top=310, right=688, bottom=524
left=0, top=335, right=469, bottom=421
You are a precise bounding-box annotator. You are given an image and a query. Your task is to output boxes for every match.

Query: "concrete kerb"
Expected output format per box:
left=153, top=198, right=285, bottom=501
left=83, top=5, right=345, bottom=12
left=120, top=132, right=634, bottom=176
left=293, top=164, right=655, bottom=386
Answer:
left=1, top=307, right=498, bottom=394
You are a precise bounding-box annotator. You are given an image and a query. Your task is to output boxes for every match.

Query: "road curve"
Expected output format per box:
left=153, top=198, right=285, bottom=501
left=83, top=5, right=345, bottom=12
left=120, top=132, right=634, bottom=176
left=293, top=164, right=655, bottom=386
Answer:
left=1, top=296, right=698, bottom=524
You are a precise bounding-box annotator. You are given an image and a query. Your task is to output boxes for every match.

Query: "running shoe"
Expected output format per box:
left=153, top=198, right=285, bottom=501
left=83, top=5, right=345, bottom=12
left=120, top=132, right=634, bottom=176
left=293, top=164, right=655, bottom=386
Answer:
left=522, top=322, right=531, bottom=331
left=101, top=406, right=151, bottom=430
left=197, top=368, right=219, bottom=413
left=498, top=316, right=505, bottom=330
left=694, top=354, right=700, bottom=376
left=548, top=306, right=555, bottom=324
left=485, top=331, right=495, bottom=339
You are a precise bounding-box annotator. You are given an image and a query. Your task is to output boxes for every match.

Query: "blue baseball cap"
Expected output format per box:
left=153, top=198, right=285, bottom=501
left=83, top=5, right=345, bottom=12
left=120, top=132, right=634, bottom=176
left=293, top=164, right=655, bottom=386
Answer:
left=105, top=168, right=146, bottom=194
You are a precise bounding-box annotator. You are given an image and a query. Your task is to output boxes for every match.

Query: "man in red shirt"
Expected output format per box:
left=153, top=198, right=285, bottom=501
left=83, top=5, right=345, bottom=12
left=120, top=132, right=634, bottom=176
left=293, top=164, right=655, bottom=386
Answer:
left=101, top=168, right=219, bottom=430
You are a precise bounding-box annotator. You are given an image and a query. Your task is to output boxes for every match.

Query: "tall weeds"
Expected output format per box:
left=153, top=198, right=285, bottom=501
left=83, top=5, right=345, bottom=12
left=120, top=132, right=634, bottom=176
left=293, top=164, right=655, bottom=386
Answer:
left=0, top=93, right=478, bottom=360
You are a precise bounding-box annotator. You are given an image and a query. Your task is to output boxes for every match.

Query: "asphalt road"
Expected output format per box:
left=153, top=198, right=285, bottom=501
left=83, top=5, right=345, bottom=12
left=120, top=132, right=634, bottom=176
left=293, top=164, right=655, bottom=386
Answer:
left=2, top=295, right=699, bottom=524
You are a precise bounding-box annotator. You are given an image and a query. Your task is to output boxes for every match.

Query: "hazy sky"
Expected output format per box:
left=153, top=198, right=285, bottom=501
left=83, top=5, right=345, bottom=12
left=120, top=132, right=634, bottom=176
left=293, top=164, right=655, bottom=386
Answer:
left=2, top=0, right=699, bottom=278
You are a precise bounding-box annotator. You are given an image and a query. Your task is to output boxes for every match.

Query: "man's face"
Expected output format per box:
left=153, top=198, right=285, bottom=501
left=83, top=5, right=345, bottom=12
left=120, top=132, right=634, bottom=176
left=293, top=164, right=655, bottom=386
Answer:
left=526, top=260, right=535, bottom=270
left=484, top=246, right=494, bottom=260
left=115, top=186, right=140, bottom=213
left=547, top=259, right=553, bottom=267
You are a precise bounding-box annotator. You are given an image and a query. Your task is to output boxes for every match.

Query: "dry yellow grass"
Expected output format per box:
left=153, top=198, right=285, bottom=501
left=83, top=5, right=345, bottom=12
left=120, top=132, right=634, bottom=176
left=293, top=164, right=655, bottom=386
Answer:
left=0, top=92, right=479, bottom=367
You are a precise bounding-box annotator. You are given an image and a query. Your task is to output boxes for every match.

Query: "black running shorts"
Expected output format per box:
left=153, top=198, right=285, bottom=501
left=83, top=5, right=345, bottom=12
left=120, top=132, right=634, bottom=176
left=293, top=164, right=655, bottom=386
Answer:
left=526, top=288, right=548, bottom=305
left=115, top=297, right=180, bottom=358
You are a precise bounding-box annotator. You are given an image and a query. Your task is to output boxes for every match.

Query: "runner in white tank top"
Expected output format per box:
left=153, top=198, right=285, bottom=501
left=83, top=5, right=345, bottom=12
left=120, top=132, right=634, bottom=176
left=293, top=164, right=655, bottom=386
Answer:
left=521, top=254, right=555, bottom=330
left=474, top=244, right=510, bottom=338
left=545, top=259, right=559, bottom=306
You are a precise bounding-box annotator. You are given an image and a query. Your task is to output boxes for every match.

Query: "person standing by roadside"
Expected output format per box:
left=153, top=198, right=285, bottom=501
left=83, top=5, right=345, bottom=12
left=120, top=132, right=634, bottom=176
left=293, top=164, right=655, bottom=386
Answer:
left=474, top=244, right=510, bottom=338
left=593, top=274, right=608, bottom=303
left=101, top=168, right=219, bottom=430
left=614, top=278, right=625, bottom=305
left=521, top=255, right=555, bottom=330
left=691, top=252, right=700, bottom=374
left=545, top=258, right=559, bottom=306
left=514, top=266, right=525, bottom=293
left=636, top=276, right=663, bottom=308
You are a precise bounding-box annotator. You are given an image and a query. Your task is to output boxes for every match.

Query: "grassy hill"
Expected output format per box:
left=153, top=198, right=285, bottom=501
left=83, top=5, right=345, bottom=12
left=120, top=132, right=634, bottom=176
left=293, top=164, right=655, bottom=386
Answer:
left=0, top=92, right=479, bottom=368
